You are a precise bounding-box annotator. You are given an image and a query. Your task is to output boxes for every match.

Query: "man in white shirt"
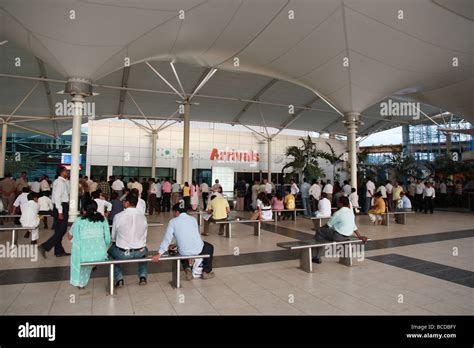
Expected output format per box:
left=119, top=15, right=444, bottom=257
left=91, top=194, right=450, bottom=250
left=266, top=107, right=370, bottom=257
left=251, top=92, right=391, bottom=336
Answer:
left=12, top=187, right=29, bottom=213
left=12, top=187, right=30, bottom=225
left=349, top=188, right=360, bottom=214
left=290, top=179, right=299, bottom=195
left=155, top=179, right=162, bottom=213
left=39, top=175, right=51, bottom=195
left=38, top=192, right=53, bottom=229
left=342, top=180, right=352, bottom=196
left=92, top=191, right=112, bottom=217
left=414, top=179, right=425, bottom=212
left=365, top=179, right=375, bottom=213
left=131, top=188, right=146, bottom=214
left=39, top=166, right=71, bottom=258
left=300, top=178, right=311, bottom=216
left=111, top=177, right=125, bottom=197
left=108, top=194, right=148, bottom=286
left=200, top=181, right=209, bottom=210
left=20, top=192, right=40, bottom=244
left=29, top=178, right=41, bottom=193
left=171, top=180, right=181, bottom=205
left=147, top=178, right=158, bottom=215
left=439, top=180, right=447, bottom=207
left=423, top=182, right=435, bottom=214
left=385, top=180, right=393, bottom=211
left=211, top=179, right=222, bottom=193
left=314, top=192, right=332, bottom=218
left=131, top=177, right=143, bottom=197
left=309, top=179, right=321, bottom=212
left=323, top=180, right=333, bottom=203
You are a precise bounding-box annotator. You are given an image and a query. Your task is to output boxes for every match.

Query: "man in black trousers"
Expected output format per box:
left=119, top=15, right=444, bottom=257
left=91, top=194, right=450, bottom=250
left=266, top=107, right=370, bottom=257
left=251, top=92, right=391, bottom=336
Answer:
left=39, top=167, right=70, bottom=258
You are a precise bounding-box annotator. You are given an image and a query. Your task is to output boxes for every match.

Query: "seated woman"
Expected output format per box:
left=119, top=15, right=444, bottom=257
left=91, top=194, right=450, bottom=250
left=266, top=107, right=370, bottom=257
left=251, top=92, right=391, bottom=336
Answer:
left=368, top=191, right=386, bottom=225
left=283, top=189, right=296, bottom=220
left=68, top=200, right=110, bottom=289
left=271, top=192, right=284, bottom=219
left=251, top=192, right=273, bottom=221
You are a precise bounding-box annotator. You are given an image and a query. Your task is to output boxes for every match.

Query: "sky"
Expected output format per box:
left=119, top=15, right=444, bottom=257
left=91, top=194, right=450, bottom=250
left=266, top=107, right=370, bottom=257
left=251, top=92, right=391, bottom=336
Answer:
left=359, top=126, right=402, bottom=146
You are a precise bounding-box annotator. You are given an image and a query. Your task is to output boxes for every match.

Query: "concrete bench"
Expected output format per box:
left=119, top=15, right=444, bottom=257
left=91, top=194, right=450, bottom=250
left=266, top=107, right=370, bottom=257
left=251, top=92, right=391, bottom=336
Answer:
left=272, top=208, right=305, bottom=221
left=0, top=226, right=35, bottom=248
left=81, top=252, right=210, bottom=294
left=215, top=218, right=274, bottom=238
left=277, top=239, right=368, bottom=273
left=310, top=216, right=331, bottom=230
left=380, top=211, right=414, bottom=226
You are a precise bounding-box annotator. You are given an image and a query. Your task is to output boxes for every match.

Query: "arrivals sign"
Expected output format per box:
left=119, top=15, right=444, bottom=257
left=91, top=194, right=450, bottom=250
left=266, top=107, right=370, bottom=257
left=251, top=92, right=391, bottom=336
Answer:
left=210, top=147, right=260, bottom=165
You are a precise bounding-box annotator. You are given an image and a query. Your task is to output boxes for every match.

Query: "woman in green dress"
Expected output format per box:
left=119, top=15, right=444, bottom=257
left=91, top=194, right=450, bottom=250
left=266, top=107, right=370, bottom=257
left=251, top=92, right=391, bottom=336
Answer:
left=68, top=200, right=110, bottom=289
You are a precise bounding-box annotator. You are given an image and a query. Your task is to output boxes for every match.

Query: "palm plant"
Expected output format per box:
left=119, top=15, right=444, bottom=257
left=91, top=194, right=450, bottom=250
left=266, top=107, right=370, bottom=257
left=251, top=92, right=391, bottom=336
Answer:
left=319, top=142, right=345, bottom=182
left=282, top=136, right=325, bottom=183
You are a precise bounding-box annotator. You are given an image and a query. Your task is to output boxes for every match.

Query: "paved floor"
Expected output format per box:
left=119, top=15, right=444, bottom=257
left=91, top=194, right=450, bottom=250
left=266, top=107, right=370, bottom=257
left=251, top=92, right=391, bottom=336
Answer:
left=0, top=210, right=472, bottom=315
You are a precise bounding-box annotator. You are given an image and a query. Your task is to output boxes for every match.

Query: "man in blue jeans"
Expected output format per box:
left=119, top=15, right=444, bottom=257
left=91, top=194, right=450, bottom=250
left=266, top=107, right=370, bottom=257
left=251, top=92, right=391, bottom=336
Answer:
left=109, top=194, right=148, bottom=287
left=152, top=202, right=215, bottom=280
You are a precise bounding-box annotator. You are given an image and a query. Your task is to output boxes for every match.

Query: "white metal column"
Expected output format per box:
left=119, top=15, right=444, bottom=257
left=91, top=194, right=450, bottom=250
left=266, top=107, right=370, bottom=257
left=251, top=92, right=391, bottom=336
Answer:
left=267, top=138, right=272, bottom=179
left=0, top=123, right=7, bottom=178
left=69, top=94, right=84, bottom=222
left=182, top=102, right=190, bottom=183
left=151, top=130, right=158, bottom=178
left=345, top=112, right=359, bottom=189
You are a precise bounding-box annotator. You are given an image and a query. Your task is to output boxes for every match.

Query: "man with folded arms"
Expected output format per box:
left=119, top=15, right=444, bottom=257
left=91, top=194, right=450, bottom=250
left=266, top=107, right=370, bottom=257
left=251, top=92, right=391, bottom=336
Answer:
left=312, top=196, right=367, bottom=264
left=109, top=194, right=148, bottom=287
left=152, top=202, right=215, bottom=280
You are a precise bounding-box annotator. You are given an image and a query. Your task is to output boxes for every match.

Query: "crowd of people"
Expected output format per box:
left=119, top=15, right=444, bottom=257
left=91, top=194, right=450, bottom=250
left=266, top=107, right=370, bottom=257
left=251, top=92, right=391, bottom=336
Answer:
left=1, top=167, right=471, bottom=291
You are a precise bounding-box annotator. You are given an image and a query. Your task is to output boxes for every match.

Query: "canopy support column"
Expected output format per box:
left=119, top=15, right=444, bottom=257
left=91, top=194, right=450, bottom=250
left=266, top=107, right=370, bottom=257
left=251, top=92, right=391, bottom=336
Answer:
left=151, top=130, right=158, bottom=178
left=345, top=112, right=360, bottom=189
left=267, top=138, right=272, bottom=180
left=182, top=102, right=190, bottom=183
left=65, top=78, right=93, bottom=223
left=0, top=123, right=7, bottom=177
left=68, top=94, right=84, bottom=222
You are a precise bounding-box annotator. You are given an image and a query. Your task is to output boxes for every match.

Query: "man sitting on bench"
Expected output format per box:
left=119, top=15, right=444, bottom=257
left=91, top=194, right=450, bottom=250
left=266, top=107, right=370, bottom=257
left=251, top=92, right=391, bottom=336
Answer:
left=312, top=196, right=368, bottom=264
left=152, top=202, right=215, bottom=280
left=395, top=191, right=412, bottom=223
left=202, top=194, right=230, bottom=236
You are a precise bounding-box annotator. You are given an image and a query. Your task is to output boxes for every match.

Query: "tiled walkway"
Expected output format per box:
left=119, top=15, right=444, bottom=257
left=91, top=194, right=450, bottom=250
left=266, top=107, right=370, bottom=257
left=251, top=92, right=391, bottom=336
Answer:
left=0, top=210, right=472, bottom=315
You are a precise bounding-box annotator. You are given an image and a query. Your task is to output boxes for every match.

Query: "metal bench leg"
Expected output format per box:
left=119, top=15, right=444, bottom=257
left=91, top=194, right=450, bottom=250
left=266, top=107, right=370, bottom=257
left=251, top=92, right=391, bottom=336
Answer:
left=109, top=264, right=115, bottom=295
left=397, top=213, right=406, bottom=224
left=11, top=229, right=16, bottom=249
left=293, top=211, right=296, bottom=220
left=199, top=214, right=202, bottom=227
left=224, top=224, right=231, bottom=238
left=339, top=244, right=353, bottom=266
left=254, top=221, right=260, bottom=236
left=382, top=215, right=389, bottom=226
left=274, top=213, right=278, bottom=222
left=300, top=248, right=313, bottom=273
left=172, top=259, right=181, bottom=288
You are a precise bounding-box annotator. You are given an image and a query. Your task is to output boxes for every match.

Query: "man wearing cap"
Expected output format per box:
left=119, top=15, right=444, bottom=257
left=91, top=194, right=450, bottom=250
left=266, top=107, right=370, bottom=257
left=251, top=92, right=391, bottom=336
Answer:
left=152, top=202, right=215, bottom=280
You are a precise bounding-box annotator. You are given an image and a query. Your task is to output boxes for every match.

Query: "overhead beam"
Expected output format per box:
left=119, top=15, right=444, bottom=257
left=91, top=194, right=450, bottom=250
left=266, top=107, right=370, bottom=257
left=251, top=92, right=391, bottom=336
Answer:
left=36, top=57, right=59, bottom=137
left=117, top=66, right=131, bottom=117
left=232, top=78, right=278, bottom=123
left=272, top=95, right=321, bottom=138
left=7, top=82, right=39, bottom=122
left=145, top=61, right=185, bottom=100
left=188, top=67, right=215, bottom=101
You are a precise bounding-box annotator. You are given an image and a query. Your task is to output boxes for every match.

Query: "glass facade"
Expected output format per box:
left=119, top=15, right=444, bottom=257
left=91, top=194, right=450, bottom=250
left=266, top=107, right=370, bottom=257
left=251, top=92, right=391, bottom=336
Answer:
left=112, top=166, right=175, bottom=182
left=4, top=131, right=87, bottom=180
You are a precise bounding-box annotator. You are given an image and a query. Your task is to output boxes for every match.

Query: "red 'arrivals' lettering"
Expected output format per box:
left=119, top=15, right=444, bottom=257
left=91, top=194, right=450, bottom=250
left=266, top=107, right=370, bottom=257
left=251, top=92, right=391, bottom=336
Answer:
left=209, top=148, right=259, bottom=162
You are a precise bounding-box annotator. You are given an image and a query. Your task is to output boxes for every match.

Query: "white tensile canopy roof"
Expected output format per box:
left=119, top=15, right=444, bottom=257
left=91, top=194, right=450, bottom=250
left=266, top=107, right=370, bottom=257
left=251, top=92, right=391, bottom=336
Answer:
left=0, top=0, right=472, bottom=138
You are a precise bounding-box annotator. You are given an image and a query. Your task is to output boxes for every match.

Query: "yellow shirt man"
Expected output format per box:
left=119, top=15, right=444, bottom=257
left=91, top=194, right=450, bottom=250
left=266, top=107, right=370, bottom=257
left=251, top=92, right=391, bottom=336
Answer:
left=182, top=186, right=190, bottom=197
left=209, top=196, right=230, bottom=220
left=284, top=193, right=296, bottom=210
left=392, top=186, right=403, bottom=201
